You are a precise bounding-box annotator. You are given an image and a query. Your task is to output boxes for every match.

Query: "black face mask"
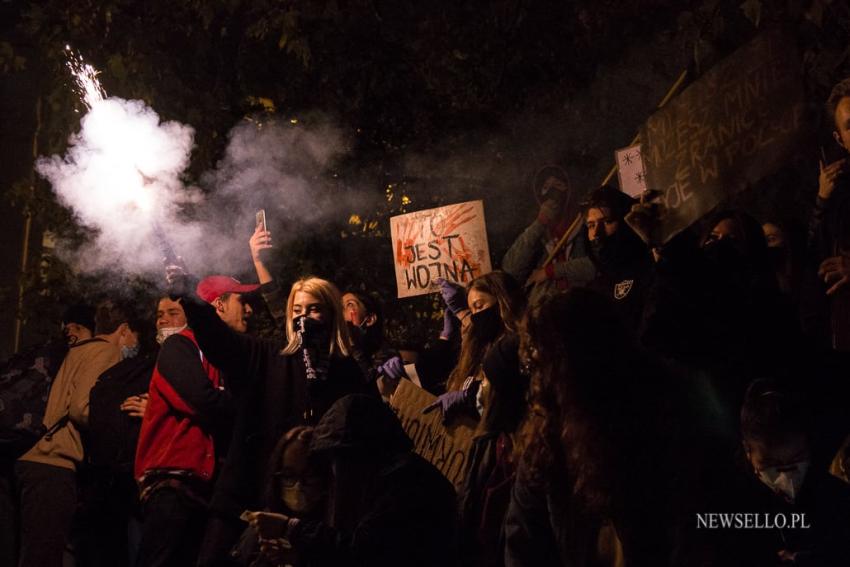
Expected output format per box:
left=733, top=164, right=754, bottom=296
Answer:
left=543, top=189, right=567, bottom=209
left=293, top=315, right=329, bottom=350
left=703, top=238, right=745, bottom=273
left=471, top=306, right=503, bottom=343
left=346, top=320, right=380, bottom=355
left=589, top=228, right=625, bottom=271
left=767, top=246, right=787, bottom=269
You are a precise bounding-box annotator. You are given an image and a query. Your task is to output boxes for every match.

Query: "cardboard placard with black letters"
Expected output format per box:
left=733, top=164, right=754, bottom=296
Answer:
left=389, top=379, right=478, bottom=490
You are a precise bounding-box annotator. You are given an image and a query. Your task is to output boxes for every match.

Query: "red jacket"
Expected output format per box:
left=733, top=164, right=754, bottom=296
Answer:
left=135, top=329, right=221, bottom=482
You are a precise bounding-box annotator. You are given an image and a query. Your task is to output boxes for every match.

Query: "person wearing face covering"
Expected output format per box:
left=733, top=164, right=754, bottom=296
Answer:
left=504, top=288, right=733, bottom=567
left=166, top=271, right=366, bottom=567
left=76, top=309, right=156, bottom=567
left=421, top=272, right=526, bottom=425
left=16, top=300, right=128, bottom=567
left=502, top=165, right=596, bottom=307
left=633, top=209, right=801, bottom=427
left=232, top=426, right=325, bottom=567
left=762, top=220, right=806, bottom=300
left=705, top=380, right=850, bottom=567
left=246, top=395, right=457, bottom=567
left=581, top=185, right=652, bottom=330
left=457, top=334, right=529, bottom=567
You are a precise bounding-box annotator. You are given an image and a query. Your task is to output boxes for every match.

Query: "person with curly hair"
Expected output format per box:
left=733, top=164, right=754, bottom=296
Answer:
left=504, top=288, right=732, bottom=567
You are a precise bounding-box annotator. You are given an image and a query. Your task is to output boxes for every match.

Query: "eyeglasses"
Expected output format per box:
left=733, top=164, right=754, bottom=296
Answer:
left=274, top=472, right=324, bottom=489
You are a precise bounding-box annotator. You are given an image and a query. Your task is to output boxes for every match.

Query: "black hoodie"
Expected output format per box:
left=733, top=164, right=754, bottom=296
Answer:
left=288, top=394, right=458, bottom=567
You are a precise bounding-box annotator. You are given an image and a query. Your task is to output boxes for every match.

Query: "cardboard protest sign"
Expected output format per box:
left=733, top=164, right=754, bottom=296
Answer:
left=640, top=30, right=806, bottom=243
left=615, top=144, right=648, bottom=198
left=389, top=379, right=478, bottom=489
left=390, top=200, right=492, bottom=298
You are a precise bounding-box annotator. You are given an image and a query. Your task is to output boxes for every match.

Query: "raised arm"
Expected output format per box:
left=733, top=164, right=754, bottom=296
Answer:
left=179, top=292, right=271, bottom=381
left=249, top=224, right=274, bottom=285
left=501, top=220, right=547, bottom=284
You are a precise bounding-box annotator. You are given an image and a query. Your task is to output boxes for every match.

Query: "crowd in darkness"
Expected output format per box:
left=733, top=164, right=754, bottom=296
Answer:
left=4, top=79, right=850, bottom=567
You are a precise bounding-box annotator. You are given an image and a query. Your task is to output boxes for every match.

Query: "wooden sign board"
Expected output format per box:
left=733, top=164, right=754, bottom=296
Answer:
left=640, top=30, right=806, bottom=243
left=389, top=379, right=479, bottom=490
left=390, top=200, right=492, bottom=298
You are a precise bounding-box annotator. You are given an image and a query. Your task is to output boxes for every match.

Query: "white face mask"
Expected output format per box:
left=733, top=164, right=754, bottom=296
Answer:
left=757, top=461, right=810, bottom=502
left=282, top=482, right=319, bottom=515
left=156, top=325, right=186, bottom=345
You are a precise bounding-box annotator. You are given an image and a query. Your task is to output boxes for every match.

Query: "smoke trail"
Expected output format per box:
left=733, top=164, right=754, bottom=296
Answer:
left=202, top=116, right=348, bottom=229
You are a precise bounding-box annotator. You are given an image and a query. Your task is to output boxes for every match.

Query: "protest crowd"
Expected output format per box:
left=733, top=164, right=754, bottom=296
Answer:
left=5, top=69, right=850, bottom=567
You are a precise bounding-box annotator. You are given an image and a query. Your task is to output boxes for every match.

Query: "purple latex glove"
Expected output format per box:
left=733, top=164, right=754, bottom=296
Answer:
left=379, top=356, right=407, bottom=381
left=423, top=379, right=481, bottom=425
left=440, top=309, right=459, bottom=341
left=436, top=278, right=468, bottom=315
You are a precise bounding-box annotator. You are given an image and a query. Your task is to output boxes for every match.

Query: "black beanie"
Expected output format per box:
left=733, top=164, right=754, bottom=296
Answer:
left=62, top=304, right=96, bottom=334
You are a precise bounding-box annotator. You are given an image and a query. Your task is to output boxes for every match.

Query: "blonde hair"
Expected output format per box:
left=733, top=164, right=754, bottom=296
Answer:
left=282, top=277, right=352, bottom=357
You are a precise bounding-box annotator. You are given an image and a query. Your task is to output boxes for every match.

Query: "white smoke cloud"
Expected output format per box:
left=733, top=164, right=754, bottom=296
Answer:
left=37, top=97, right=354, bottom=281
left=204, top=117, right=347, bottom=228
left=36, top=97, right=200, bottom=274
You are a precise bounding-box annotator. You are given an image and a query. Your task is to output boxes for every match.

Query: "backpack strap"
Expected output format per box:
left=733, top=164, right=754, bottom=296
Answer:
left=42, top=413, right=70, bottom=441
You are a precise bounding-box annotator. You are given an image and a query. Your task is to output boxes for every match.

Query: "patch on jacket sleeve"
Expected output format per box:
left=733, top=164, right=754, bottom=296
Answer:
left=614, top=279, right=634, bottom=300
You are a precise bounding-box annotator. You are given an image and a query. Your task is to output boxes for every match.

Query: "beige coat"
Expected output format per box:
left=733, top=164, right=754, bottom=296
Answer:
left=19, top=338, right=120, bottom=471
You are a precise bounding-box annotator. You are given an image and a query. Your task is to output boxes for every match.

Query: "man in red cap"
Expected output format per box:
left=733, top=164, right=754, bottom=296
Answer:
left=134, top=276, right=258, bottom=567
left=196, top=275, right=260, bottom=333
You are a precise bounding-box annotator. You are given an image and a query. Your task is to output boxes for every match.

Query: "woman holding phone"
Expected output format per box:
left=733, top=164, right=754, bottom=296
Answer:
left=167, top=218, right=365, bottom=566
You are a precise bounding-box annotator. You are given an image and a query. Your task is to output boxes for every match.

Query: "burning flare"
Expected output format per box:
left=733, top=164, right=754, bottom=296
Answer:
left=35, top=48, right=197, bottom=273
left=65, top=45, right=106, bottom=110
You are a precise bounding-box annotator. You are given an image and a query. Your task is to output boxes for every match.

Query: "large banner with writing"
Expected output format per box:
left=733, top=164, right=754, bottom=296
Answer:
left=390, top=200, right=492, bottom=298
left=640, top=30, right=806, bottom=243
left=389, top=379, right=478, bottom=489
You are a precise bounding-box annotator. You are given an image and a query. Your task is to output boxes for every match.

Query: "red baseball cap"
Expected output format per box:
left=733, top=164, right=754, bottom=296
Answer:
left=196, top=276, right=261, bottom=304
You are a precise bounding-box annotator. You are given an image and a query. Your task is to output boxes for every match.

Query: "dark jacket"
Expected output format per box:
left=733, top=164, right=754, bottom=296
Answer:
left=504, top=358, right=738, bottom=567
left=586, top=227, right=653, bottom=330
left=180, top=295, right=365, bottom=517
left=87, top=351, right=156, bottom=473
left=287, top=394, right=458, bottom=567
left=411, top=337, right=460, bottom=395
left=640, top=230, right=801, bottom=417
left=458, top=432, right=514, bottom=567
left=806, top=178, right=850, bottom=350
left=504, top=460, right=613, bottom=567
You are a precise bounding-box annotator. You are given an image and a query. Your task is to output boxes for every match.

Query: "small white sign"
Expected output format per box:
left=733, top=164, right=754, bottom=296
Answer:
left=615, top=144, right=647, bottom=198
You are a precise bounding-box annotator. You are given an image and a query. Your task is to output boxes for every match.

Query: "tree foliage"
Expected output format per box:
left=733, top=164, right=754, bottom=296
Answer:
left=2, top=0, right=850, bottom=349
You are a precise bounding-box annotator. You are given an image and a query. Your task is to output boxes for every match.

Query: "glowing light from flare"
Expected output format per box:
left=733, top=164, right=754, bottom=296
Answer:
left=37, top=48, right=195, bottom=234
left=60, top=48, right=161, bottom=214
left=65, top=45, right=106, bottom=110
